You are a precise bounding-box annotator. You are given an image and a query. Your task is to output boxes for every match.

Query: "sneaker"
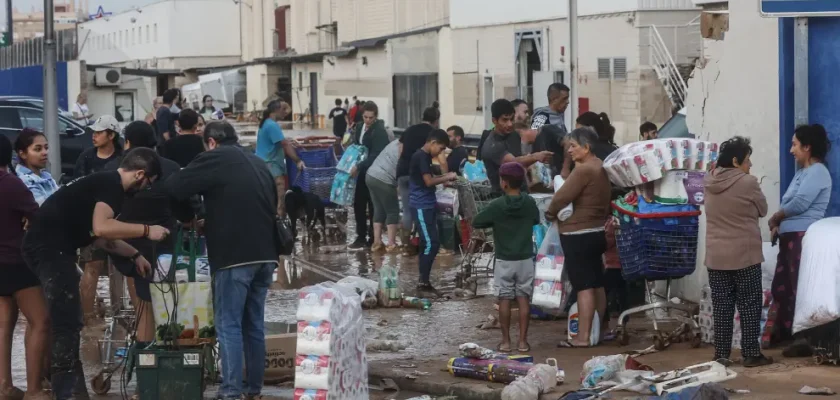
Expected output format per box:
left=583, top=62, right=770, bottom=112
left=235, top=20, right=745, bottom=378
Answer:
left=743, top=354, right=774, bottom=368
left=418, top=283, right=439, bottom=296
left=782, top=338, right=813, bottom=358
left=348, top=239, right=368, bottom=251
left=1, top=386, right=24, bottom=400
left=714, top=358, right=734, bottom=367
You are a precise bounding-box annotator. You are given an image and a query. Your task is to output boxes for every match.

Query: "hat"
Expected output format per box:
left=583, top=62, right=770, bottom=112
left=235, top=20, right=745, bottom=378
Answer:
left=499, top=162, right=525, bottom=180
left=90, top=115, right=120, bottom=132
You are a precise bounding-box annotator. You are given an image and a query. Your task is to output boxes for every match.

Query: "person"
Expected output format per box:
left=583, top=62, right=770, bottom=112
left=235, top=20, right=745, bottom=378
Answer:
left=481, top=99, right=552, bottom=193
left=409, top=129, right=457, bottom=293
left=353, top=99, right=364, bottom=127
left=199, top=95, right=216, bottom=120
left=472, top=162, right=540, bottom=353
left=196, top=114, right=206, bottom=136
left=145, top=96, right=162, bottom=126
left=156, top=88, right=180, bottom=144
left=349, top=101, right=390, bottom=250
left=164, top=121, right=279, bottom=400
left=576, top=112, right=618, bottom=161
left=0, top=135, right=51, bottom=400
left=256, top=100, right=304, bottom=216
left=704, top=136, right=773, bottom=367
left=768, top=124, right=832, bottom=357
left=328, top=98, right=348, bottom=139
left=532, top=83, right=572, bottom=177
left=15, top=128, right=59, bottom=205
left=548, top=128, right=611, bottom=348
left=71, top=92, right=94, bottom=126
left=532, top=125, right=566, bottom=175
left=74, top=115, right=123, bottom=325
left=397, top=105, right=440, bottom=251
left=446, top=125, right=469, bottom=175
left=640, top=122, right=658, bottom=140
left=366, top=140, right=401, bottom=253
left=348, top=100, right=360, bottom=128
left=23, top=148, right=167, bottom=400
left=512, top=99, right=530, bottom=124
left=170, top=89, right=183, bottom=114
left=106, top=122, right=193, bottom=349
left=163, top=109, right=207, bottom=167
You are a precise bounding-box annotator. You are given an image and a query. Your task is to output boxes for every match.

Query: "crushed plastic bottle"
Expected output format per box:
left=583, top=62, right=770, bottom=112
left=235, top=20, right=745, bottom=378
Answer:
left=401, top=296, right=432, bottom=310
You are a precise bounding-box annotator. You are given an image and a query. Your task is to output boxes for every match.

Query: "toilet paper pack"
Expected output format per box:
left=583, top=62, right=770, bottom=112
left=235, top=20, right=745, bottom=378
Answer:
left=535, top=254, right=564, bottom=281
left=296, top=321, right=333, bottom=355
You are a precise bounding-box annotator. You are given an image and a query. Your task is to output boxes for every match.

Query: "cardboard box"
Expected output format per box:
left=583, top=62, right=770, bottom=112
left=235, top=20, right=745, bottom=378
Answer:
left=264, top=333, right=297, bottom=380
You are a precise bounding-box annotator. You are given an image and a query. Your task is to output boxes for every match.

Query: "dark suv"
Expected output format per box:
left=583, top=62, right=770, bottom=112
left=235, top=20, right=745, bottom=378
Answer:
left=0, top=100, right=92, bottom=181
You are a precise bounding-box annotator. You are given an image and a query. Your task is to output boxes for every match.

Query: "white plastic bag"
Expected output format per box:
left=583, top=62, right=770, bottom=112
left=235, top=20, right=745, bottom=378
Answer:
left=501, top=364, right=558, bottom=400
left=552, top=176, right=573, bottom=221
left=533, top=224, right=572, bottom=311
left=336, top=276, right=378, bottom=305
left=793, top=218, right=840, bottom=334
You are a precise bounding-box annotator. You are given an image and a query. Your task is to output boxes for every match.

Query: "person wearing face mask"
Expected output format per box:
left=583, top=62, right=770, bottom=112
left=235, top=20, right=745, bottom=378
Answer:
left=22, top=148, right=168, bottom=400
left=15, top=128, right=59, bottom=205
left=164, top=121, right=280, bottom=400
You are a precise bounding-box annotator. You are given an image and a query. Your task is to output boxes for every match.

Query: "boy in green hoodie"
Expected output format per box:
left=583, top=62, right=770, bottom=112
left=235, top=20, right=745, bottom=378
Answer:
left=472, top=162, right=540, bottom=352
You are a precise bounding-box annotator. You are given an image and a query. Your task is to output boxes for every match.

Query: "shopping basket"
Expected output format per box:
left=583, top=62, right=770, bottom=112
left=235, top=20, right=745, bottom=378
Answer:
left=287, top=137, right=339, bottom=203
left=612, top=203, right=701, bottom=281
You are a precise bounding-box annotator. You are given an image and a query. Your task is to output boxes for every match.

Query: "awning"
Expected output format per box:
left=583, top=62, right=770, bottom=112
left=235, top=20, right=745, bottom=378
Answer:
left=342, top=25, right=446, bottom=50
left=85, top=64, right=183, bottom=77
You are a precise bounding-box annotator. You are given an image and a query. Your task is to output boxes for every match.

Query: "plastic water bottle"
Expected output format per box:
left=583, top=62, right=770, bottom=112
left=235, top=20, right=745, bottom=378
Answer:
left=567, top=302, right=600, bottom=346
left=401, top=296, right=432, bottom=310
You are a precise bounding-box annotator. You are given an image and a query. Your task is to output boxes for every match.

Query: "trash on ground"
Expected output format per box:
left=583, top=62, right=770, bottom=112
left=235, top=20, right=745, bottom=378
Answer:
left=580, top=354, right=652, bottom=389
left=394, top=364, right=417, bottom=368
left=459, top=342, right=534, bottom=362
left=645, top=383, right=731, bottom=399
left=368, top=378, right=399, bottom=392
left=799, top=385, right=836, bottom=395
left=405, top=396, right=433, bottom=400
left=336, top=276, right=378, bottom=308
left=594, top=370, right=657, bottom=395
left=452, top=288, right=474, bottom=298
left=378, top=265, right=402, bottom=307
left=725, top=388, right=751, bottom=394
left=367, top=339, right=408, bottom=352
left=643, top=361, right=736, bottom=396
left=501, top=363, right=558, bottom=400
left=447, top=357, right=533, bottom=384
left=477, top=314, right=500, bottom=330
left=401, top=296, right=432, bottom=310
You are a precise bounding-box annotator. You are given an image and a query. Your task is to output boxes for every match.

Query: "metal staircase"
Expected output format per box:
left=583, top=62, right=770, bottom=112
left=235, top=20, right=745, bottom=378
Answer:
left=648, top=25, right=691, bottom=110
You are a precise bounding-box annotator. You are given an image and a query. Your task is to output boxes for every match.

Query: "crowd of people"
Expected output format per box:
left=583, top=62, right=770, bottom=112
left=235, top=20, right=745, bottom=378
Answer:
left=0, top=87, right=282, bottom=399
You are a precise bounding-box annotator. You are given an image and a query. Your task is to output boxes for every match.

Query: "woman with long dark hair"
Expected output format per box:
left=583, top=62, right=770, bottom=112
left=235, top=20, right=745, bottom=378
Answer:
left=0, top=134, right=51, bottom=400
left=199, top=95, right=216, bottom=120
left=576, top=112, right=618, bottom=161
left=255, top=100, right=304, bottom=216
left=14, top=128, right=58, bottom=205
left=348, top=101, right=391, bottom=250
left=769, top=124, right=832, bottom=357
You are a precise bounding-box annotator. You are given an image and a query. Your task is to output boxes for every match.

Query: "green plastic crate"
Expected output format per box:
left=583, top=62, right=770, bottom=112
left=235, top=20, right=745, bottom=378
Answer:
left=136, top=347, right=206, bottom=400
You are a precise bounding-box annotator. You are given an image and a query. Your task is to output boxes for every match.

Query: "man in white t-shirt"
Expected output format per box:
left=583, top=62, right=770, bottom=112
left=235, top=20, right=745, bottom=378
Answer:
left=72, top=93, right=94, bottom=126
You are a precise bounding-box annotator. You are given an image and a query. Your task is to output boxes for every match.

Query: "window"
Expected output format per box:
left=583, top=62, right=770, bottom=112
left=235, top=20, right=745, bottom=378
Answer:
left=114, top=93, right=135, bottom=122
left=119, top=31, right=123, bottom=47
left=0, top=108, right=22, bottom=130
left=146, top=25, right=150, bottom=42
left=597, top=58, right=611, bottom=79
left=19, top=108, right=45, bottom=131
left=613, top=58, right=627, bottom=80
left=298, top=71, right=303, bottom=89
left=154, top=24, right=158, bottom=42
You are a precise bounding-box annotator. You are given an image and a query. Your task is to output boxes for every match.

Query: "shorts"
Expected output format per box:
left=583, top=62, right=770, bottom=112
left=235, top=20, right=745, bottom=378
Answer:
left=494, top=258, right=536, bottom=299
left=367, top=176, right=400, bottom=225
left=79, top=244, right=108, bottom=266
left=0, top=263, right=41, bottom=296
left=560, top=231, right=607, bottom=291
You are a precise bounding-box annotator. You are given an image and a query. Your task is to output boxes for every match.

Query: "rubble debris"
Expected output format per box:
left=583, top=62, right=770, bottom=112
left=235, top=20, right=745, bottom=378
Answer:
left=799, top=386, right=836, bottom=396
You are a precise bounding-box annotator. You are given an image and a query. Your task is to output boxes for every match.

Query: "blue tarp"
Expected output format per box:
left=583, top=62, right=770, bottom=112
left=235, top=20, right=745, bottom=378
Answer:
left=0, top=63, right=69, bottom=110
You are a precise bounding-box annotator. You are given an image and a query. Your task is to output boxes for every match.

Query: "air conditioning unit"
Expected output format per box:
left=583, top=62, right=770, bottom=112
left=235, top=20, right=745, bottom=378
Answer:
left=95, top=68, right=122, bottom=87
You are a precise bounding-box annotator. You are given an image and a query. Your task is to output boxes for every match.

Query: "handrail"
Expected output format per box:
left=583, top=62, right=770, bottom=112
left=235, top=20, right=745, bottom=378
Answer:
left=648, top=25, right=689, bottom=107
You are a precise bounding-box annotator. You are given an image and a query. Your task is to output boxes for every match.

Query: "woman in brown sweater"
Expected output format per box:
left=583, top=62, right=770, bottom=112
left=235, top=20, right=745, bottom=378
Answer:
left=704, top=136, right=773, bottom=367
left=547, top=128, right=612, bottom=347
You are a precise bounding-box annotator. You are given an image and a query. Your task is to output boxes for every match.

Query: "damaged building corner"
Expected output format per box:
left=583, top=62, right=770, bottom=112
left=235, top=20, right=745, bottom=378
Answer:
left=701, top=10, right=729, bottom=41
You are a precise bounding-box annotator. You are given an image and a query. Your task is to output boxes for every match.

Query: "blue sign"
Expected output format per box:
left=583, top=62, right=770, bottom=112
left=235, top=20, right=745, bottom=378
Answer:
left=89, top=5, right=112, bottom=20
left=761, top=0, right=840, bottom=17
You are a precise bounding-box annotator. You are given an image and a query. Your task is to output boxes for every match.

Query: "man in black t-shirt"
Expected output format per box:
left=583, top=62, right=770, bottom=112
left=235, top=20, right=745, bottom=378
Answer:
left=22, top=148, right=168, bottom=400
left=328, top=98, right=348, bottom=138
left=396, top=106, right=439, bottom=253
left=156, top=88, right=180, bottom=144
left=446, top=125, right=469, bottom=175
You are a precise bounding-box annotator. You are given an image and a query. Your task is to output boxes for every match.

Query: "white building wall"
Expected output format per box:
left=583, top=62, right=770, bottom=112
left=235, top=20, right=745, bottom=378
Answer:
left=670, top=0, right=779, bottom=302
left=335, top=0, right=449, bottom=43
left=289, top=0, right=339, bottom=55
left=84, top=71, right=157, bottom=125
left=77, top=0, right=241, bottom=66
left=323, top=47, right=393, bottom=126
left=290, top=62, right=330, bottom=121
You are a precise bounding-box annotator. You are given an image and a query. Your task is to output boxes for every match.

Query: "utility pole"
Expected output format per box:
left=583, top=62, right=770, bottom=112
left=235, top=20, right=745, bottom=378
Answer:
left=568, top=0, right=578, bottom=120
left=44, top=0, right=61, bottom=178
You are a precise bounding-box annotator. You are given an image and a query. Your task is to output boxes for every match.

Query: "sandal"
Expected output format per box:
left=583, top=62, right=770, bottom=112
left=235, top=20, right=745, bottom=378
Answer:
left=558, top=340, right=590, bottom=348
left=517, top=343, right=531, bottom=353
left=497, top=343, right=512, bottom=353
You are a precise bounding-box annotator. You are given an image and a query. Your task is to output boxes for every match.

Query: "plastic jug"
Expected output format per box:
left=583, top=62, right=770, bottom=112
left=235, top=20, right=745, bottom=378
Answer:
left=567, top=302, right=600, bottom=346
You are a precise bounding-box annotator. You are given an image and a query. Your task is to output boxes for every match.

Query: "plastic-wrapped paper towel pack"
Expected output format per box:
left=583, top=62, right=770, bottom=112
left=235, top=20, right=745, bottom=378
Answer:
left=793, top=217, right=840, bottom=334
left=603, top=139, right=720, bottom=187
left=294, top=283, right=369, bottom=399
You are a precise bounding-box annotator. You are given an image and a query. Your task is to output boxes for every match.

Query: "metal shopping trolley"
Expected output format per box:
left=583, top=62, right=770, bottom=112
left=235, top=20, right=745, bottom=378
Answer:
left=91, top=262, right=137, bottom=395
left=287, top=137, right=348, bottom=241
left=453, top=179, right=499, bottom=293
left=612, top=203, right=703, bottom=350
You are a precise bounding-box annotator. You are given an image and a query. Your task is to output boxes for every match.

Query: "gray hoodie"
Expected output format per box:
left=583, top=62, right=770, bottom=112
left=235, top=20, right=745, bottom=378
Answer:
left=531, top=106, right=567, bottom=133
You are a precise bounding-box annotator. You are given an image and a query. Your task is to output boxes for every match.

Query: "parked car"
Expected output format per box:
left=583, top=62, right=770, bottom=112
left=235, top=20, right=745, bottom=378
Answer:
left=0, top=100, right=92, bottom=182
left=657, top=108, right=694, bottom=139
left=0, top=96, right=75, bottom=119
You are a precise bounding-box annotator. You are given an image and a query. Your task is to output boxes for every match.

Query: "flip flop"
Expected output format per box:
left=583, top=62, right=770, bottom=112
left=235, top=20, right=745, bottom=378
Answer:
left=517, top=343, right=531, bottom=353
left=497, top=343, right=512, bottom=353
left=601, top=331, right=617, bottom=342
left=558, top=340, right=590, bottom=348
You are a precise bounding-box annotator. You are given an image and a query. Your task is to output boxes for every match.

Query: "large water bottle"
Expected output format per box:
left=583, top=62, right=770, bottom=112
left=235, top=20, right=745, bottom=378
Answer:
left=567, top=302, right=600, bottom=346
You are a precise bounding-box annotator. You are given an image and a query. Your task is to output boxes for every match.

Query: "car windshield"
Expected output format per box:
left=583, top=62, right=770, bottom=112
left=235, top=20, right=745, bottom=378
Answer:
left=657, top=112, right=694, bottom=139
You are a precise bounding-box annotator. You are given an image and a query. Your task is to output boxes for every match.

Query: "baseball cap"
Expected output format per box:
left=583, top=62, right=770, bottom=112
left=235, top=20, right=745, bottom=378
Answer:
left=499, top=162, right=525, bottom=180
left=90, top=115, right=120, bottom=132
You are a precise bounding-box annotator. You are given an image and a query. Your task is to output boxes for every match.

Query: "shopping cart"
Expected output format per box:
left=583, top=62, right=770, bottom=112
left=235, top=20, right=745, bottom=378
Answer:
left=453, top=179, right=499, bottom=293
left=91, top=262, right=137, bottom=395
left=612, top=203, right=703, bottom=350
left=286, top=137, right=348, bottom=241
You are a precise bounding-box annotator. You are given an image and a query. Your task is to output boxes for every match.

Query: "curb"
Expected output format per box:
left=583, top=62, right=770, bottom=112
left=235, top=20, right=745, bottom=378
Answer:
left=369, top=365, right=503, bottom=400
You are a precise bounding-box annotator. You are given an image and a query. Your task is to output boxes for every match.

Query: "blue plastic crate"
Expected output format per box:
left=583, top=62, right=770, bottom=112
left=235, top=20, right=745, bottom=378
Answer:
left=298, top=147, right=336, bottom=168
left=615, top=215, right=699, bottom=280
left=294, top=167, right=337, bottom=203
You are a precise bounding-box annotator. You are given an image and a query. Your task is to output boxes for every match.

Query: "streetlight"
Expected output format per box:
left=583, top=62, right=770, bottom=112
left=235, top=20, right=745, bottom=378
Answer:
left=44, top=0, right=61, bottom=178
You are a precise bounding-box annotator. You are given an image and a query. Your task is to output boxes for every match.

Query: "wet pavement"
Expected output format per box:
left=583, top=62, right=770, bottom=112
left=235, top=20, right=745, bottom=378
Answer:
left=8, top=227, right=837, bottom=399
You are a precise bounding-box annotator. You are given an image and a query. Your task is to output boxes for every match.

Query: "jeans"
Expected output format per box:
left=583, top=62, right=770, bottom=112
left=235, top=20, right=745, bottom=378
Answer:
left=22, top=242, right=84, bottom=400
left=353, top=169, right=374, bottom=242
left=415, top=208, right=440, bottom=284
left=214, top=263, right=276, bottom=399
left=398, top=176, right=413, bottom=232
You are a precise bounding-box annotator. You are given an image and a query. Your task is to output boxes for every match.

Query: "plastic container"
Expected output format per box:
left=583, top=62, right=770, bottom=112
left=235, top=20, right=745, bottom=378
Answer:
left=567, top=302, right=600, bottom=346
left=401, top=297, right=432, bottom=310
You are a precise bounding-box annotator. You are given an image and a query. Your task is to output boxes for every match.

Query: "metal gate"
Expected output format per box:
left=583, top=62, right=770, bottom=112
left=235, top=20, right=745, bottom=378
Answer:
left=393, top=74, right=438, bottom=129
